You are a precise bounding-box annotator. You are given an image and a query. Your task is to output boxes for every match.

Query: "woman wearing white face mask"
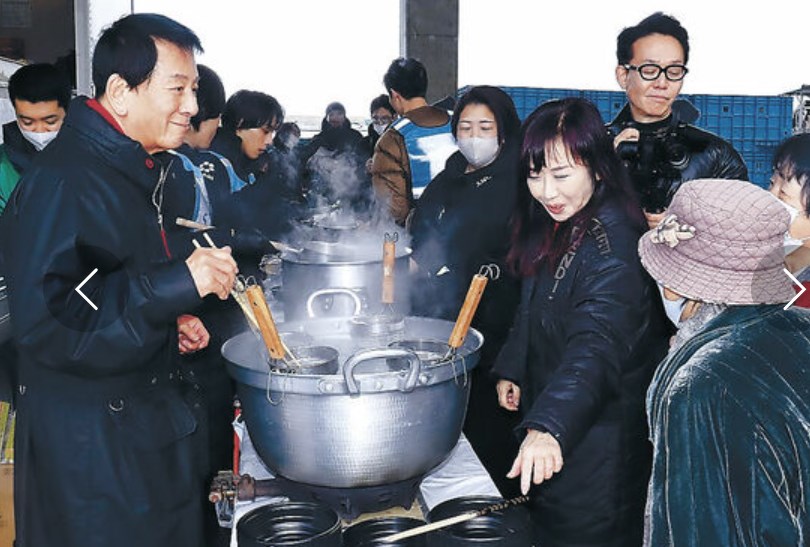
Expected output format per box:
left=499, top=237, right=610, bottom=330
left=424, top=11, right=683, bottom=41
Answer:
left=769, top=134, right=810, bottom=284
left=769, top=134, right=810, bottom=309
left=409, top=85, right=524, bottom=498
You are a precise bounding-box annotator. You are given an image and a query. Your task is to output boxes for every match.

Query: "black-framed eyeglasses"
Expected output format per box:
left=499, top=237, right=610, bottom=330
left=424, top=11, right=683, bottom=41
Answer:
left=624, top=63, right=688, bottom=82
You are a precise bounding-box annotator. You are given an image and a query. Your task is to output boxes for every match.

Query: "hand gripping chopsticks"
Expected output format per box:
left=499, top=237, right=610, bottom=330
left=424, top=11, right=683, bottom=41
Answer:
left=192, top=233, right=299, bottom=367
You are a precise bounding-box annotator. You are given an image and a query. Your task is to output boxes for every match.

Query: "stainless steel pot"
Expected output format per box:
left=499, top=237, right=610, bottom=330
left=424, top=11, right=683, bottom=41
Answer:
left=0, top=276, right=10, bottom=345
left=222, top=316, right=482, bottom=489
left=281, top=246, right=411, bottom=321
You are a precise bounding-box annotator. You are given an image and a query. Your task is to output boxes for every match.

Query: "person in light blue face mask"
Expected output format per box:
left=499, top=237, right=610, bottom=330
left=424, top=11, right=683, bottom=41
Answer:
left=0, top=63, right=71, bottom=215
left=769, top=134, right=810, bottom=286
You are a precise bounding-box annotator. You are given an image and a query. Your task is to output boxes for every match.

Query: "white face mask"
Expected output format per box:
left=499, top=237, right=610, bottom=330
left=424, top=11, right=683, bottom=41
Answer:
left=457, top=136, right=499, bottom=169
left=657, top=283, right=686, bottom=328
left=372, top=122, right=388, bottom=136
left=780, top=200, right=810, bottom=255
left=19, top=126, right=59, bottom=152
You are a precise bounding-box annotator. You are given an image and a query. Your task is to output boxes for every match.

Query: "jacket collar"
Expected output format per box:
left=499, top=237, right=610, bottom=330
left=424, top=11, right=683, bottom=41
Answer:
left=63, top=96, right=162, bottom=194
left=1, top=120, right=36, bottom=173
left=609, top=99, right=700, bottom=129
left=210, top=128, right=253, bottom=179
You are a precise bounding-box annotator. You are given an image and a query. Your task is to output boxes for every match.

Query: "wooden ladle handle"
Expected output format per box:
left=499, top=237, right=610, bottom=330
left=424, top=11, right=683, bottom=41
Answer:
left=382, top=239, right=396, bottom=305
left=447, top=273, right=488, bottom=350
left=245, top=285, right=286, bottom=361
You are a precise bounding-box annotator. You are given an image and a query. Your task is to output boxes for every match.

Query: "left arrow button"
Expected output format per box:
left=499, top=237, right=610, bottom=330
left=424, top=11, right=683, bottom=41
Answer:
left=75, top=268, right=99, bottom=311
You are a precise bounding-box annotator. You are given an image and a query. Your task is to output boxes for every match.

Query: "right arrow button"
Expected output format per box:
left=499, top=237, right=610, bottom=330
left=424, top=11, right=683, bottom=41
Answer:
left=783, top=268, right=806, bottom=310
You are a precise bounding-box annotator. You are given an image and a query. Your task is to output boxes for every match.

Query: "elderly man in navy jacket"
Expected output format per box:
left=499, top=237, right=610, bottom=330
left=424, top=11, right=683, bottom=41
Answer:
left=0, top=14, right=237, bottom=547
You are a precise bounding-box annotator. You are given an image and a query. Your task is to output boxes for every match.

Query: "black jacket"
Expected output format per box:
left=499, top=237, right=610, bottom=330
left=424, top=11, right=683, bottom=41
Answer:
left=492, top=198, right=668, bottom=546
left=302, top=123, right=370, bottom=209
left=209, top=128, right=298, bottom=239
left=1, top=121, right=37, bottom=174
left=410, top=143, right=521, bottom=360
left=607, top=104, right=748, bottom=212
left=0, top=97, right=206, bottom=547
left=158, top=144, right=256, bottom=352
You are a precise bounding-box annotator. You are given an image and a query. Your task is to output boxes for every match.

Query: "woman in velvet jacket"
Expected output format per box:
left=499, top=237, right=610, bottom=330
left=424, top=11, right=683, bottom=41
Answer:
left=492, top=98, right=668, bottom=546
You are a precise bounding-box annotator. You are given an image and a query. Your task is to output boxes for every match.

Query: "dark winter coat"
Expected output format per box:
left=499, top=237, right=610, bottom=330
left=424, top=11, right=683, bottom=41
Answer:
left=607, top=104, right=748, bottom=213
left=209, top=128, right=298, bottom=239
left=0, top=97, right=207, bottom=547
left=492, top=198, right=668, bottom=546
left=410, top=142, right=521, bottom=350
left=647, top=305, right=810, bottom=546
left=302, top=123, right=369, bottom=209
left=1, top=121, right=37, bottom=176
left=410, top=141, right=523, bottom=496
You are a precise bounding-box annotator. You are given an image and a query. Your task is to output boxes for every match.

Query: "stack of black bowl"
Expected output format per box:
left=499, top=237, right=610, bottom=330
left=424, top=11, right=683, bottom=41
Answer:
left=426, top=496, right=533, bottom=546
left=343, top=517, right=426, bottom=546
left=237, top=502, right=342, bottom=546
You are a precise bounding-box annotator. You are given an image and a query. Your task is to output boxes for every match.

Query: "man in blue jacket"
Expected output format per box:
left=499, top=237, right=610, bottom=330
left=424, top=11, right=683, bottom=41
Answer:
left=0, top=13, right=237, bottom=547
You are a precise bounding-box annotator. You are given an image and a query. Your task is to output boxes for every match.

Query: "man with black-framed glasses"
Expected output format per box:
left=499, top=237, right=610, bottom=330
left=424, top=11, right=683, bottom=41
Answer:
left=609, top=12, right=747, bottom=229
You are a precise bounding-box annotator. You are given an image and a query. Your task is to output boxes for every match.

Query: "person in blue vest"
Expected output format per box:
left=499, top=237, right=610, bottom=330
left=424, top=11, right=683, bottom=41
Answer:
left=157, top=62, right=270, bottom=547
left=371, top=57, right=457, bottom=225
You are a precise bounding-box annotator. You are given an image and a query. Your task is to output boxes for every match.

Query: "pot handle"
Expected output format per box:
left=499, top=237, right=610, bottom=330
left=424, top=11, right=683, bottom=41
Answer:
left=343, top=348, right=422, bottom=395
left=306, top=288, right=364, bottom=318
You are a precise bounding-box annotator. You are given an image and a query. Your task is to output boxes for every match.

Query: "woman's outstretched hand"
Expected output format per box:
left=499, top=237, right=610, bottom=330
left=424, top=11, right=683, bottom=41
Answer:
left=507, top=429, right=564, bottom=495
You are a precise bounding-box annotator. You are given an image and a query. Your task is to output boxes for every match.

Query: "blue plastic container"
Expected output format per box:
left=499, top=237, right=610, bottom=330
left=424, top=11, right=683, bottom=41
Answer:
left=462, top=86, right=793, bottom=189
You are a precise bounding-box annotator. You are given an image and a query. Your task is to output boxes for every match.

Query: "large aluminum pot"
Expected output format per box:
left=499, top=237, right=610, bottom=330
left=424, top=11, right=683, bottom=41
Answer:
left=281, top=244, right=411, bottom=321
left=0, top=276, right=10, bottom=345
left=222, top=316, right=482, bottom=488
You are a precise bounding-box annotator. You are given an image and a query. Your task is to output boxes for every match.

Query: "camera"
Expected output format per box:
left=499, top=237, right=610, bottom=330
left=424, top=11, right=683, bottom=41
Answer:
left=616, top=124, right=691, bottom=214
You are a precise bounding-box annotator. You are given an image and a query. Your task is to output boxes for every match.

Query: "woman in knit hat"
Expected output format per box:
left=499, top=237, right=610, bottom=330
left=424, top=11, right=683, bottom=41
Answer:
left=638, top=178, right=810, bottom=545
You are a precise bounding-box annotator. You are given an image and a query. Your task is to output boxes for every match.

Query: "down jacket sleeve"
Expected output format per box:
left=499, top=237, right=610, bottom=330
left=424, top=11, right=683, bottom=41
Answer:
left=520, top=243, right=650, bottom=456
left=6, top=168, right=200, bottom=376
left=371, top=129, right=412, bottom=225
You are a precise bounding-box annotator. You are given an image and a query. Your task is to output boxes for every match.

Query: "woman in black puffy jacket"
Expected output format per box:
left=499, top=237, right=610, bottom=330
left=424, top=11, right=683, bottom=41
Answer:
left=492, top=98, right=668, bottom=547
left=409, top=85, right=523, bottom=497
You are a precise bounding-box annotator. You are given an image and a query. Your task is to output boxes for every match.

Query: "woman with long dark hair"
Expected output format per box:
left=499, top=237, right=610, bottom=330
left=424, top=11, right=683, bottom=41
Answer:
left=492, top=97, right=667, bottom=546
left=410, top=85, right=523, bottom=496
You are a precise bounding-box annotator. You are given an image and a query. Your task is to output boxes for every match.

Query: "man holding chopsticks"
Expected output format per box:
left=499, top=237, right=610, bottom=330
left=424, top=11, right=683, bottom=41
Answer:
left=0, top=13, right=237, bottom=547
